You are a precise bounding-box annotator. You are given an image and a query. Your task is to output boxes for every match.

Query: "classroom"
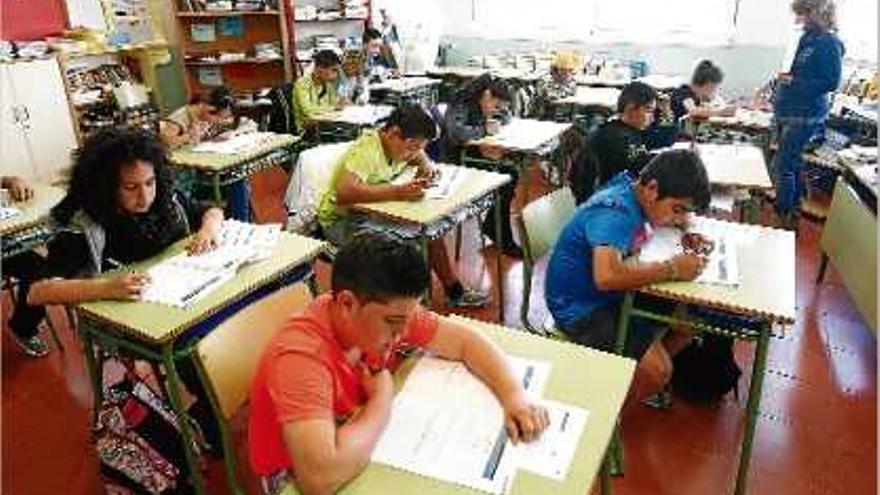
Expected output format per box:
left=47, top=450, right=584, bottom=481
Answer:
left=0, top=0, right=877, bottom=493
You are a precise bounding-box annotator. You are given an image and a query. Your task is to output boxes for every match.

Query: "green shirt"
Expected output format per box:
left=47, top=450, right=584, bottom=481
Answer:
left=317, top=130, right=410, bottom=228
left=293, top=73, right=340, bottom=130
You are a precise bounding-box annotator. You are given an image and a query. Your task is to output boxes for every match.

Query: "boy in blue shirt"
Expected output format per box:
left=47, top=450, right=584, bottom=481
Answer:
left=546, top=150, right=712, bottom=402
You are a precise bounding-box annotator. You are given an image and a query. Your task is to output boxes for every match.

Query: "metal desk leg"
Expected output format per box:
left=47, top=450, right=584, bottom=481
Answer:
left=79, top=323, right=104, bottom=423
left=494, top=190, right=505, bottom=323
left=161, top=344, right=207, bottom=495
left=614, top=293, right=635, bottom=355
left=600, top=448, right=614, bottom=495
left=734, top=321, right=771, bottom=495
left=212, top=174, right=223, bottom=206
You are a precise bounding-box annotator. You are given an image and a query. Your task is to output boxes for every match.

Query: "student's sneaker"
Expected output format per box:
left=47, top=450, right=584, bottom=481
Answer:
left=13, top=335, right=49, bottom=357
left=447, top=287, right=491, bottom=309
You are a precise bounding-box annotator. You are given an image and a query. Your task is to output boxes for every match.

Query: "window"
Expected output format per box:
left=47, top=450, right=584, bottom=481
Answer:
left=837, top=0, right=878, bottom=62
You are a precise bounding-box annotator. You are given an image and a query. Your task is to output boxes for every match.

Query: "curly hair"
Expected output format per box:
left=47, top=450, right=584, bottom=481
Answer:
left=52, top=127, right=178, bottom=229
left=792, top=0, right=837, bottom=31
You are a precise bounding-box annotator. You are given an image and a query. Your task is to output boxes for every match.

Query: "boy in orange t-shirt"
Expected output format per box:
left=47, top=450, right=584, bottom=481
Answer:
left=248, top=232, right=550, bottom=495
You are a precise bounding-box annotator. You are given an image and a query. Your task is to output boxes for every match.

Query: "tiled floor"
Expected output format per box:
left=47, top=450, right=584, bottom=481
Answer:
left=2, top=168, right=875, bottom=495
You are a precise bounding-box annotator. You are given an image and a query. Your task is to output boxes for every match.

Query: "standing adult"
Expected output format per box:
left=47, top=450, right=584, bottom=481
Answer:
left=773, top=0, right=845, bottom=228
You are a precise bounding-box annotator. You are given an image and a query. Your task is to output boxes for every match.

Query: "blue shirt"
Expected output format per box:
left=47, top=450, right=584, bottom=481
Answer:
left=774, top=26, right=845, bottom=119
left=545, top=173, right=647, bottom=328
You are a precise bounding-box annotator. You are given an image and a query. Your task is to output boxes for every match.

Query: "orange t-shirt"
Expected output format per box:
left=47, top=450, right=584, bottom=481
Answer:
left=247, top=294, right=439, bottom=476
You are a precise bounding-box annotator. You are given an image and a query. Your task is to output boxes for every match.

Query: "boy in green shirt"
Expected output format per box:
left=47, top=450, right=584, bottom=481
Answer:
left=318, top=105, right=490, bottom=308
left=293, top=50, right=344, bottom=131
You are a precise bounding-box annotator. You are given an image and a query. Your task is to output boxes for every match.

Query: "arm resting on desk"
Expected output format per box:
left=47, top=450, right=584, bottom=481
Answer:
left=335, top=169, right=422, bottom=205
left=28, top=275, right=147, bottom=305
left=425, top=319, right=550, bottom=443
left=593, top=246, right=671, bottom=291
left=283, top=371, right=393, bottom=495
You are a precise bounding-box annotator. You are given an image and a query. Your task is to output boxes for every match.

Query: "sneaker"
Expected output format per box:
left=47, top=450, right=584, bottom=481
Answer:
left=447, top=288, right=491, bottom=309
left=13, top=335, right=49, bottom=357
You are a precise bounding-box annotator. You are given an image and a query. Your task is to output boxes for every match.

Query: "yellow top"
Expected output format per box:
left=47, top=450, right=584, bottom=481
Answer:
left=76, top=233, right=326, bottom=344
left=293, top=73, right=341, bottom=130
left=317, top=130, right=411, bottom=228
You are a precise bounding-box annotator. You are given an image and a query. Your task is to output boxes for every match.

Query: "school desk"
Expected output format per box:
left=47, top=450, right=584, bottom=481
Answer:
left=316, top=314, right=635, bottom=495
left=75, top=232, right=327, bottom=495
left=692, top=143, right=772, bottom=223
left=615, top=218, right=795, bottom=495
left=369, top=76, right=442, bottom=107
left=0, top=184, right=64, bottom=259
left=170, top=133, right=300, bottom=221
left=550, top=87, right=621, bottom=132
left=351, top=164, right=510, bottom=321
left=575, top=73, right=631, bottom=88
left=309, top=104, right=395, bottom=143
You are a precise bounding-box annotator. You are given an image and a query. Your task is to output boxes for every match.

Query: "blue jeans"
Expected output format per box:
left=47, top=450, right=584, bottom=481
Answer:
left=773, top=117, right=824, bottom=215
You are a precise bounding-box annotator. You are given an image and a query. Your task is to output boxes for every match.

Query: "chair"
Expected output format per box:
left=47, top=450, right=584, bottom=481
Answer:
left=284, top=140, right=354, bottom=237
left=192, top=283, right=314, bottom=495
left=516, top=187, right=576, bottom=335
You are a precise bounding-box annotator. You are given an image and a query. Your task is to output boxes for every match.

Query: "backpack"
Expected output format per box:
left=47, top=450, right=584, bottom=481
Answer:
left=671, top=333, right=742, bottom=403
left=96, top=356, right=199, bottom=494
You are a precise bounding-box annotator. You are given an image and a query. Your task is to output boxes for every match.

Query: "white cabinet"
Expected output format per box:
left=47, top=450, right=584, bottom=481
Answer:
left=0, top=58, right=78, bottom=184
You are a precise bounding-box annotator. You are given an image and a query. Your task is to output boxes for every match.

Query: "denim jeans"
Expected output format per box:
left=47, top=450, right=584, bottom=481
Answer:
left=773, top=116, right=825, bottom=215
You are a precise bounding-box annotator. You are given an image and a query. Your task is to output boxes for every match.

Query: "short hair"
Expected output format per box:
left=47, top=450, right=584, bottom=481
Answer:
left=691, top=60, right=724, bottom=86
left=314, top=49, right=342, bottom=69
left=363, top=27, right=383, bottom=43
left=792, top=0, right=837, bottom=31
left=384, top=104, right=438, bottom=140
left=208, top=86, right=235, bottom=111
left=617, top=82, right=657, bottom=114
left=331, top=231, right=430, bottom=303
left=638, top=149, right=711, bottom=212
left=454, top=73, right=513, bottom=106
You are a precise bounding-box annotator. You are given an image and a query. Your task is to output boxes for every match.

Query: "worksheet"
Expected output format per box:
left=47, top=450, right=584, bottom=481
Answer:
left=192, top=132, right=276, bottom=154
left=371, top=356, right=556, bottom=494
left=638, top=222, right=741, bottom=286
left=513, top=399, right=589, bottom=481
left=0, top=206, right=21, bottom=221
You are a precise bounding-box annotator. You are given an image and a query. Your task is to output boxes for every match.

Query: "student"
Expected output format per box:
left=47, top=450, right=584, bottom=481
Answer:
left=318, top=105, right=489, bottom=308
left=293, top=49, right=344, bottom=131
left=546, top=149, right=712, bottom=403
left=159, top=86, right=249, bottom=149
left=13, top=128, right=223, bottom=346
left=338, top=50, right=370, bottom=106
left=531, top=51, right=579, bottom=118
left=2, top=175, right=50, bottom=356
left=570, top=81, right=673, bottom=203
left=669, top=60, right=736, bottom=122
left=439, top=73, right=521, bottom=257
left=773, top=0, right=844, bottom=228
left=362, top=27, right=398, bottom=82
left=248, top=231, right=550, bottom=495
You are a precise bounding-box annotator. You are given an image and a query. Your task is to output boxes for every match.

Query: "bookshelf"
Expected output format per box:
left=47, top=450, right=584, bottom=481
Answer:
left=290, top=0, right=370, bottom=77
left=172, top=0, right=293, bottom=95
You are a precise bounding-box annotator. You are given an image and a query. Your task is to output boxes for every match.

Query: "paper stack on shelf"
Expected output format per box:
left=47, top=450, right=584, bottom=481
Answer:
left=343, top=0, right=368, bottom=19
left=294, top=5, right=317, bottom=20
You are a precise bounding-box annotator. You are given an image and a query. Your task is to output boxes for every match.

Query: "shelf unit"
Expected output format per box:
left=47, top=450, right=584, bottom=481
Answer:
left=290, top=0, right=370, bottom=78
left=172, top=1, right=293, bottom=95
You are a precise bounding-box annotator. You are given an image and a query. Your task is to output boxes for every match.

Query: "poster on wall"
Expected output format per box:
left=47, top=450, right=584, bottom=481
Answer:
left=198, top=67, right=223, bottom=86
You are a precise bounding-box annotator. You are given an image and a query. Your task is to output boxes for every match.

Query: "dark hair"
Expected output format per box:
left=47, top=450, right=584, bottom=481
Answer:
left=207, top=86, right=235, bottom=111
left=691, top=60, right=724, bottom=86
left=331, top=231, right=430, bottom=303
left=314, top=49, right=342, bottom=69
left=363, top=27, right=383, bottom=43
left=617, top=81, right=657, bottom=113
left=52, top=127, right=177, bottom=227
left=638, top=149, right=711, bottom=211
left=453, top=73, right=513, bottom=106
left=384, top=104, right=438, bottom=140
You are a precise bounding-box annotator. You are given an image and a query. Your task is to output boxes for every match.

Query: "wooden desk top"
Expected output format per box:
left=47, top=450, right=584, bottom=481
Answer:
left=336, top=314, right=635, bottom=495
left=695, top=143, right=772, bottom=189
left=0, top=184, right=65, bottom=237
left=556, top=86, right=621, bottom=109
left=643, top=217, right=796, bottom=324
left=351, top=164, right=510, bottom=226
left=311, top=105, right=395, bottom=126
left=170, top=133, right=299, bottom=172
left=76, top=233, right=326, bottom=344
left=470, top=118, right=572, bottom=154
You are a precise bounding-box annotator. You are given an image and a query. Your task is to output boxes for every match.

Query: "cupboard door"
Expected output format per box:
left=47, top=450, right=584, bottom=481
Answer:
left=10, top=58, right=78, bottom=183
left=0, top=64, right=37, bottom=181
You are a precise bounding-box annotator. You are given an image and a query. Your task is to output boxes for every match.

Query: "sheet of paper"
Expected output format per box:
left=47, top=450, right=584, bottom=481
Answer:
left=192, top=131, right=275, bottom=154
left=638, top=223, right=740, bottom=286
left=479, top=119, right=570, bottom=152
left=425, top=166, right=466, bottom=199
left=371, top=355, right=551, bottom=494
left=513, top=399, right=589, bottom=480
left=0, top=206, right=21, bottom=221
left=141, top=261, right=235, bottom=308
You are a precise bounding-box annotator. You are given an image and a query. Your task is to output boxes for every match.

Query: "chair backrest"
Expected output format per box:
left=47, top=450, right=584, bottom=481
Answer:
left=285, top=140, right=354, bottom=233
left=266, top=82, right=296, bottom=135
left=519, top=187, right=577, bottom=262
left=195, top=283, right=314, bottom=420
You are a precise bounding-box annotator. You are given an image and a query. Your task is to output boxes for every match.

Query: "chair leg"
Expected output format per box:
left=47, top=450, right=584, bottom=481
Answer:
left=43, top=310, right=65, bottom=352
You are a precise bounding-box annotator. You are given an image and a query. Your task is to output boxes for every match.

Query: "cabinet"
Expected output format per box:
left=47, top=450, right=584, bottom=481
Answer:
left=0, top=58, right=79, bottom=184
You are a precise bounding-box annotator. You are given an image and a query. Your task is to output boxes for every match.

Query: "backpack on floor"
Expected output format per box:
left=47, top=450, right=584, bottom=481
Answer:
left=671, top=333, right=742, bottom=403
left=96, top=357, right=198, bottom=495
